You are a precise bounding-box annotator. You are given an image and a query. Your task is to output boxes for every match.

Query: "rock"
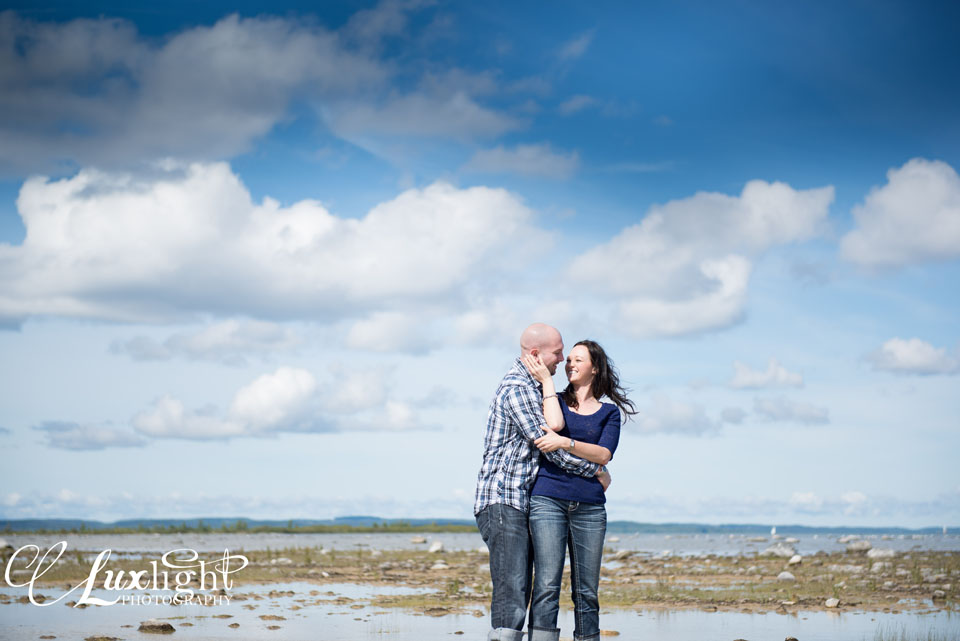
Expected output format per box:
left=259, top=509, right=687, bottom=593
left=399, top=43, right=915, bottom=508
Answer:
left=748, top=536, right=767, bottom=542
left=777, top=571, right=796, bottom=582
left=871, top=561, right=891, bottom=573
left=429, top=541, right=445, bottom=553
left=785, top=537, right=800, bottom=544
left=228, top=623, right=240, bottom=628
left=866, top=548, right=895, bottom=559
left=846, top=540, right=872, bottom=553
left=259, top=615, right=286, bottom=621
left=410, top=536, right=427, bottom=544
left=270, top=557, right=292, bottom=565
left=607, top=536, right=621, bottom=543
left=837, top=534, right=859, bottom=543
left=84, top=637, right=120, bottom=641
left=824, top=598, right=840, bottom=608
left=932, top=590, right=946, bottom=600
left=611, top=550, right=634, bottom=561
left=430, top=561, right=449, bottom=570
left=138, top=618, right=176, bottom=633
left=476, top=546, right=489, bottom=554
left=762, top=543, right=796, bottom=558
left=786, top=637, right=799, bottom=641
left=788, top=554, right=803, bottom=566
left=599, top=631, right=620, bottom=636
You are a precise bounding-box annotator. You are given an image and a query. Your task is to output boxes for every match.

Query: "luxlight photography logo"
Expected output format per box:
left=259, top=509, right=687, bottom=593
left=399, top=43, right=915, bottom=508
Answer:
left=4, top=541, right=249, bottom=607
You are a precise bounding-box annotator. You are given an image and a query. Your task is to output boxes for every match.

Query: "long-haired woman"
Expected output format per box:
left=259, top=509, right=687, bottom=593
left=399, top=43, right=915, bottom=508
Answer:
left=522, top=339, right=636, bottom=641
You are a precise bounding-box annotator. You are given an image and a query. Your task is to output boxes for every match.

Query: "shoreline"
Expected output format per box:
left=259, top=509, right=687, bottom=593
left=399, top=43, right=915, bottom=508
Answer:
left=5, top=545, right=957, bottom=616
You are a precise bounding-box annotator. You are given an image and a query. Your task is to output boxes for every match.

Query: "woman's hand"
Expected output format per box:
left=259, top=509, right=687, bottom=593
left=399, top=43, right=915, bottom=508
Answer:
left=522, top=354, right=552, bottom=384
left=534, top=429, right=568, bottom=453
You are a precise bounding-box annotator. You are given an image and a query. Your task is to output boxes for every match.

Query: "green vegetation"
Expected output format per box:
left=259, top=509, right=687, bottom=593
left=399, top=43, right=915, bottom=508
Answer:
left=5, top=520, right=477, bottom=535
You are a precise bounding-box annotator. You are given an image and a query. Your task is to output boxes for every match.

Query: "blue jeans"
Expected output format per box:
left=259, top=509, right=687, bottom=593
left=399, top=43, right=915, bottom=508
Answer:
left=528, top=495, right=606, bottom=641
left=475, top=504, right=533, bottom=641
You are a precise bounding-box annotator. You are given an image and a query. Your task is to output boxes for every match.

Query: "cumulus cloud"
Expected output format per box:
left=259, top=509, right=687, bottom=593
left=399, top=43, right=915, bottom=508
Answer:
left=729, top=358, right=803, bottom=389
left=463, top=143, right=580, bottom=179
left=868, top=337, right=959, bottom=376
left=0, top=7, right=526, bottom=174
left=0, top=12, right=387, bottom=173
left=111, top=319, right=301, bottom=366
left=33, top=421, right=147, bottom=451
left=0, top=162, right=539, bottom=326
left=127, top=364, right=425, bottom=443
left=841, top=158, right=960, bottom=268
left=346, top=311, right=437, bottom=354
left=631, top=396, right=719, bottom=436
left=566, top=179, right=834, bottom=337
left=753, top=396, right=829, bottom=425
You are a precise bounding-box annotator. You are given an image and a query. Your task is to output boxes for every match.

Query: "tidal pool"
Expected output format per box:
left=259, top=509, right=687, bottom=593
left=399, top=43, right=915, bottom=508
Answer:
left=1, top=582, right=957, bottom=641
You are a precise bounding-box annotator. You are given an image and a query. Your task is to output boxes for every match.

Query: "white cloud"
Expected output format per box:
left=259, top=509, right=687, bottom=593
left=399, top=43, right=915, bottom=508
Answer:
left=463, top=143, right=580, bottom=179
left=558, top=30, right=594, bottom=60
left=841, top=491, right=868, bottom=516
left=630, top=396, right=719, bottom=436
left=729, top=358, right=804, bottom=389
left=111, top=319, right=301, bottom=366
left=753, top=396, right=829, bottom=425
left=0, top=8, right=528, bottom=173
left=229, top=367, right=318, bottom=431
left=557, top=94, right=597, bottom=115
left=325, top=91, right=522, bottom=143
left=841, top=158, right=960, bottom=267
left=0, top=162, right=539, bottom=327
left=789, top=491, right=824, bottom=512
left=0, top=12, right=385, bottom=173
left=566, top=179, right=834, bottom=337
left=346, top=311, right=437, bottom=354
left=33, top=421, right=147, bottom=450
left=127, top=364, right=424, bottom=443
left=868, top=337, right=959, bottom=376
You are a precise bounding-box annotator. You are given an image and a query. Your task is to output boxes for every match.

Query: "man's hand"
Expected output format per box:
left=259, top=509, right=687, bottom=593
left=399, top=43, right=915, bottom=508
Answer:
left=596, top=468, right=612, bottom=492
left=534, top=429, right=567, bottom=453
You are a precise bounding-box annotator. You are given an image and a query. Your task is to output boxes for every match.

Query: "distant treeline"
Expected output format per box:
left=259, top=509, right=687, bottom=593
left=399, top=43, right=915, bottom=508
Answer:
left=0, top=517, right=477, bottom=535
left=0, top=516, right=952, bottom=536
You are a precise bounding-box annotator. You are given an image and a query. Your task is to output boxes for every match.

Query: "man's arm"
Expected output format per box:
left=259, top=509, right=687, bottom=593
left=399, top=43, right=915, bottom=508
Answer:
left=504, top=385, right=600, bottom=478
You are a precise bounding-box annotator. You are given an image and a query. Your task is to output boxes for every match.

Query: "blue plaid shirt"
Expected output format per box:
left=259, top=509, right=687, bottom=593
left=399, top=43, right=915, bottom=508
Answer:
left=474, top=358, right=601, bottom=515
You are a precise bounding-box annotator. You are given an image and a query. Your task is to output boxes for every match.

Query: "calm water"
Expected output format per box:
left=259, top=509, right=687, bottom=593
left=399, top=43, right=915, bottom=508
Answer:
left=6, top=531, right=960, bottom=556
left=0, top=581, right=957, bottom=641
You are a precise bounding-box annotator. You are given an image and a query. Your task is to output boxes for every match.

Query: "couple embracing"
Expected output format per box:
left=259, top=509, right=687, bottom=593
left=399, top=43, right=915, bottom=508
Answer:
left=474, top=323, right=637, bottom=641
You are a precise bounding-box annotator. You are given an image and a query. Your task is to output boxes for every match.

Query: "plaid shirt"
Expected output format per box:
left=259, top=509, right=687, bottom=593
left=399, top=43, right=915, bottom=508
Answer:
left=474, top=358, right=601, bottom=515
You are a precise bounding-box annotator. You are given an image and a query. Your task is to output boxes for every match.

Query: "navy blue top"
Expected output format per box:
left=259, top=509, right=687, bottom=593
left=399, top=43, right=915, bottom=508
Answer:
left=531, top=395, right=621, bottom=505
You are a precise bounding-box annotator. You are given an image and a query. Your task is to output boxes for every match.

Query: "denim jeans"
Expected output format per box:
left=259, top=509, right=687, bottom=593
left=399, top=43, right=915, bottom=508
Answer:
left=528, top=495, right=607, bottom=641
left=475, top=503, right=533, bottom=641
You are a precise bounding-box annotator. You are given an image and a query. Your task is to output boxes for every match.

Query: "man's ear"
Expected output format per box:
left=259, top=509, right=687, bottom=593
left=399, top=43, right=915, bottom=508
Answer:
left=529, top=348, right=539, bottom=357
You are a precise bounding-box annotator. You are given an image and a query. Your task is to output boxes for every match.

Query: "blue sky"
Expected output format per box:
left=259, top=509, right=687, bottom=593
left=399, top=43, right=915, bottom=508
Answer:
left=0, top=1, right=958, bottom=528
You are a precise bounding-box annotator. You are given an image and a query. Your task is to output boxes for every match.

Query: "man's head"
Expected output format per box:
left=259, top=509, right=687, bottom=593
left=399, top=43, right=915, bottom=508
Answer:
left=520, top=323, right=564, bottom=375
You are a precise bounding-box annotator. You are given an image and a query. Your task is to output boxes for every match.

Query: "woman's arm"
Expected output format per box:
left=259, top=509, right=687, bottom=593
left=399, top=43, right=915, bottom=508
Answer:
left=534, top=430, right=611, bottom=465
left=522, top=354, right=564, bottom=432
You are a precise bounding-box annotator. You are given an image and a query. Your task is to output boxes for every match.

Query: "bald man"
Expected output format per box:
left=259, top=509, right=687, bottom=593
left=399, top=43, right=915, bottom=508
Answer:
left=474, top=323, right=610, bottom=641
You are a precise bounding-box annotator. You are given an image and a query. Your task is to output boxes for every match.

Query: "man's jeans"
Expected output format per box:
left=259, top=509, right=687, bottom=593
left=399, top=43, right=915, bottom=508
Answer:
left=528, top=495, right=607, bottom=641
left=475, top=503, right=532, bottom=641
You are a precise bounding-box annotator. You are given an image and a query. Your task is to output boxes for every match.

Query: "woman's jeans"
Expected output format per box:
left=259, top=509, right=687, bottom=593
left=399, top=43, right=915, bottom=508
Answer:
left=528, top=495, right=606, bottom=641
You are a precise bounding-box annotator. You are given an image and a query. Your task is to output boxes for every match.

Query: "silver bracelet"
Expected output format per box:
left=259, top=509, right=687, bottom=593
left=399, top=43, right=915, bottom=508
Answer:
left=542, top=393, right=557, bottom=401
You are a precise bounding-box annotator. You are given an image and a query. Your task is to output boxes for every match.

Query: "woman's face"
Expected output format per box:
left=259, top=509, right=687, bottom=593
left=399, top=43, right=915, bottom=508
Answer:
left=565, top=344, right=596, bottom=386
